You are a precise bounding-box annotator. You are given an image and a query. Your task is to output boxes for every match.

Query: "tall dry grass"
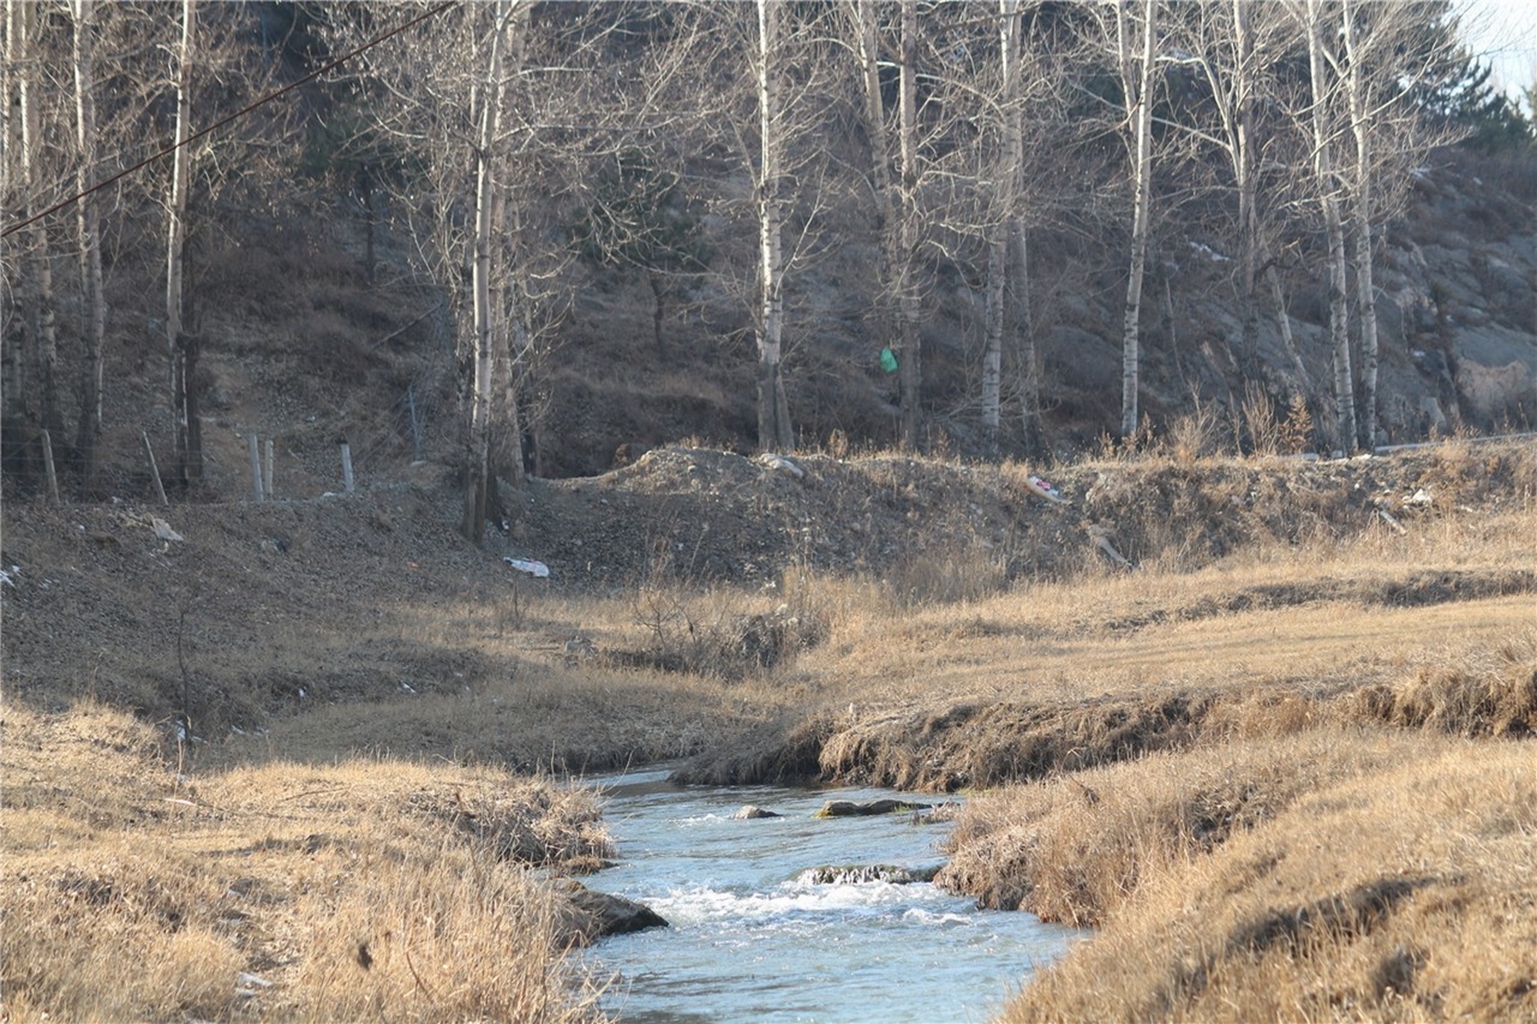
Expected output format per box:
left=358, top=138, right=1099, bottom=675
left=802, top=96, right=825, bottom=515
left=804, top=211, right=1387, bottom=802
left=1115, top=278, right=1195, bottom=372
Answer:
left=1000, top=738, right=1537, bottom=1021
left=0, top=701, right=612, bottom=1022
left=937, top=729, right=1437, bottom=927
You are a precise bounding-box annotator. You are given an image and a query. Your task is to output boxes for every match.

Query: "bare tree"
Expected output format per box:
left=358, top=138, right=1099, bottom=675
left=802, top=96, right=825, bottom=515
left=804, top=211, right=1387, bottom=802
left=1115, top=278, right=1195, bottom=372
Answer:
left=165, top=0, right=201, bottom=487
left=459, top=1, right=516, bottom=540
left=846, top=0, right=931, bottom=450
left=72, top=0, right=106, bottom=485
left=1300, top=0, right=1357, bottom=450
left=893, top=0, right=924, bottom=449
left=1336, top=0, right=1462, bottom=447
left=981, top=0, right=1045, bottom=453
left=3, top=0, right=29, bottom=444
left=14, top=0, right=66, bottom=450
left=754, top=0, right=794, bottom=452
left=1116, top=0, right=1158, bottom=439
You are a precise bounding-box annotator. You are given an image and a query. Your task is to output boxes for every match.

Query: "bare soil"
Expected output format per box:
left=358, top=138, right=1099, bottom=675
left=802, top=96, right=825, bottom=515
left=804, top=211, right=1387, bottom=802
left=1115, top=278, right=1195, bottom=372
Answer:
left=3, top=438, right=1531, bottom=778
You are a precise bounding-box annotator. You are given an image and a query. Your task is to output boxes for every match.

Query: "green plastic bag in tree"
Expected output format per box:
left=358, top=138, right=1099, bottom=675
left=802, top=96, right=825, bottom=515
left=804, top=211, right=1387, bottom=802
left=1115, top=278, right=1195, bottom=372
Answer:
left=879, top=347, right=899, bottom=373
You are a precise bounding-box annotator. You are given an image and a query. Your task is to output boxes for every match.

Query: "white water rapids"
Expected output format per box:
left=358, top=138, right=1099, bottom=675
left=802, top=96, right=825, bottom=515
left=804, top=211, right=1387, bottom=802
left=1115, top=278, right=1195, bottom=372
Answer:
left=582, top=767, right=1084, bottom=1023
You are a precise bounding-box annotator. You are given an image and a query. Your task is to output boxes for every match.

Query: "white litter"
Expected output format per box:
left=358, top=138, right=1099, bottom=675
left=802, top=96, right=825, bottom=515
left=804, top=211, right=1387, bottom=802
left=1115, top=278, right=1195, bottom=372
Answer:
left=237, top=972, right=273, bottom=989
left=504, top=557, right=550, bottom=578
left=152, top=517, right=185, bottom=542
left=758, top=452, right=806, bottom=479
left=1024, top=475, right=1067, bottom=504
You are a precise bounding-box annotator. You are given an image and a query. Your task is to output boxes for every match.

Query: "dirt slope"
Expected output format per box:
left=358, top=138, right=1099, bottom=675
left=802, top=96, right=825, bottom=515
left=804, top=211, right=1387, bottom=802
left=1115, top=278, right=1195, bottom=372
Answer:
left=3, top=439, right=1530, bottom=753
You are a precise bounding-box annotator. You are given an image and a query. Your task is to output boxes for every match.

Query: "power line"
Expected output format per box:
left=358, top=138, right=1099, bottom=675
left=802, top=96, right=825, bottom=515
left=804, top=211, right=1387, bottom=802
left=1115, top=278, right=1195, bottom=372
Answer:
left=1, top=0, right=459, bottom=241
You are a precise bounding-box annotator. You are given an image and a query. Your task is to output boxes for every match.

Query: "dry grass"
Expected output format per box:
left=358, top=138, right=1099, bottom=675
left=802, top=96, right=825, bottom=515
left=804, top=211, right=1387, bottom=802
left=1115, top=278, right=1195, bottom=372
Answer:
left=0, top=701, right=612, bottom=1022
left=936, top=729, right=1438, bottom=927
left=999, top=739, right=1537, bottom=1021
left=4, top=439, right=1533, bottom=1020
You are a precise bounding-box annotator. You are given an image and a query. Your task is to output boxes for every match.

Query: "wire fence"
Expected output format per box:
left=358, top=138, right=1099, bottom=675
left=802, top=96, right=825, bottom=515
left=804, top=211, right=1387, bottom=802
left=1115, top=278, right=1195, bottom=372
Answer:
left=2, top=303, right=465, bottom=507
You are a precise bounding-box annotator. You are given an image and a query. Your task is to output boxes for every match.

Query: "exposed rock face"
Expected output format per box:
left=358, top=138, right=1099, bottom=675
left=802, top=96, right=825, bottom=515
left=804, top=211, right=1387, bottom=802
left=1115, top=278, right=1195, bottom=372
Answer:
left=731, top=805, right=781, bottom=819
left=559, top=881, right=668, bottom=943
left=814, top=798, right=930, bottom=818
left=798, top=864, right=941, bottom=885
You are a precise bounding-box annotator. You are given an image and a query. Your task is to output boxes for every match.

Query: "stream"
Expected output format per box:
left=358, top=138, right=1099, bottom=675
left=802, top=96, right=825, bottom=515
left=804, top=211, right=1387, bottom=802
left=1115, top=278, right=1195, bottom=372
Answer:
left=583, top=767, right=1085, bottom=1024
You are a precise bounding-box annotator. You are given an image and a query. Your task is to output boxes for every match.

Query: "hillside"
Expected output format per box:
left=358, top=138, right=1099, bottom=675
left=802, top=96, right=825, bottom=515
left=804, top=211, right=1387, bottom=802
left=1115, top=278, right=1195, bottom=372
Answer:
left=4, top=143, right=1533, bottom=506
left=5, top=435, right=1531, bottom=761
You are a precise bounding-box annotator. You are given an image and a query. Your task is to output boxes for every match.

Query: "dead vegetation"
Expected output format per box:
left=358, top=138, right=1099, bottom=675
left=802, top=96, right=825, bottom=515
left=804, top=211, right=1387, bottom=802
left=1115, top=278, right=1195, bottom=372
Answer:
left=0, top=702, right=612, bottom=1022
left=2, top=438, right=1533, bottom=1020
left=994, top=741, right=1537, bottom=1021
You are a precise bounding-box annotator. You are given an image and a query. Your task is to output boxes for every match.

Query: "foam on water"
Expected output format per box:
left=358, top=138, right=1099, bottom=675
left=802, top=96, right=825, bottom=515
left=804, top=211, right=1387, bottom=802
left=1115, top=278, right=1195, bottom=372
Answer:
left=581, top=768, right=1084, bottom=1024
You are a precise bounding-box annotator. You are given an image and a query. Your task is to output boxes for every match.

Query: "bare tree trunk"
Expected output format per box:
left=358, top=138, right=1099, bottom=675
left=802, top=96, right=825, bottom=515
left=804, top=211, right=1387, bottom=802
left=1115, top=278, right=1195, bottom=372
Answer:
left=166, top=0, right=198, bottom=489
left=1341, top=0, right=1379, bottom=449
left=501, top=278, right=529, bottom=489
left=1011, top=222, right=1041, bottom=452
left=18, top=1, right=65, bottom=451
left=3, top=2, right=27, bottom=433
left=983, top=233, right=1006, bottom=451
left=853, top=0, right=897, bottom=368
left=983, top=0, right=1027, bottom=452
left=754, top=0, right=793, bottom=452
left=1266, top=262, right=1312, bottom=393
left=1232, top=0, right=1260, bottom=380
left=896, top=0, right=922, bottom=450
left=462, top=0, right=510, bottom=544
left=496, top=185, right=529, bottom=490
left=1118, top=0, right=1156, bottom=439
left=73, top=0, right=105, bottom=486
left=1304, top=0, right=1355, bottom=451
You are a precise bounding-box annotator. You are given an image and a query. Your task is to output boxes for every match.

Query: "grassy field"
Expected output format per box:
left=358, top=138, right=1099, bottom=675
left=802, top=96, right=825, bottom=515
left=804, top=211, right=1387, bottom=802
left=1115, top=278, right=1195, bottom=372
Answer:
left=3, top=440, right=1533, bottom=1020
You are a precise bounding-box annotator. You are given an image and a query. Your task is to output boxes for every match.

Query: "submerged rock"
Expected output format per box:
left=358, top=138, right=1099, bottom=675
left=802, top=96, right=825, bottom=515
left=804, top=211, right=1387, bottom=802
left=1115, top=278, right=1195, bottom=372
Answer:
left=559, top=881, right=668, bottom=942
left=798, top=864, right=941, bottom=885
left=731, top=805, right=782, bottom=819
left=814, top=798, right=930, bottom=818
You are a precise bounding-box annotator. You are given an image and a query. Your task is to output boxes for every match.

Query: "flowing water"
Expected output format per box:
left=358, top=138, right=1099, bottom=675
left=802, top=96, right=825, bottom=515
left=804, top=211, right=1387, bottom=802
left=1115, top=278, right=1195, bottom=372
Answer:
left=583, top=767, right=1085, bottom=1024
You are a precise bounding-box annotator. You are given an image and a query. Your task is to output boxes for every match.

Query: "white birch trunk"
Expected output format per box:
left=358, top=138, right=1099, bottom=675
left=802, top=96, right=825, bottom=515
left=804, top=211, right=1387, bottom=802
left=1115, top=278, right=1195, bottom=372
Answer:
left=1011, top=221, right=1040, bottom=450
left=854, top=0, right=900, bottom=380
left=462, top=0, right=509, bottom=543
left=1233, top=0, right=1260, bottom=378
left=1119, top=0, right=1156, bottom=440
left=983, top=0, right=1026, bottom=450
left=166, top=0, right=197, bottom=486
left=896, top=0, right=922, bottom=449
left=1304, top=0, right=1356, bottom=451
left=17, top=1, right=64, bottom=446
left=1341, top=0, right=1379, bottom=449
left=0, top=2, right=18, bottom=423
left=755, top=0, right=793, bottom=452
left=73, top=0, right=106, bottom=483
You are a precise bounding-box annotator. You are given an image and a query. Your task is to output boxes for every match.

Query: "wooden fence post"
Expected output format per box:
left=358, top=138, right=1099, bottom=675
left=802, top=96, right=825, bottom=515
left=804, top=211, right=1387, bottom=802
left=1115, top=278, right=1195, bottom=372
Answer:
left=263, top=439, right=274, bottom=499
left=340, top=442, right=355, bottom=493
left=40, top=429, right=60, bottom=503
left=141, top=432, right=169, bottom=505
left=249, top=434, right=264, bottom=501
